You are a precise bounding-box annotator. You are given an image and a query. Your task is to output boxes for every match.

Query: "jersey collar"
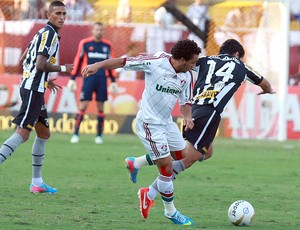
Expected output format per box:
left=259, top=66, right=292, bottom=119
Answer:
left=47, top=22, right=60, bottom=38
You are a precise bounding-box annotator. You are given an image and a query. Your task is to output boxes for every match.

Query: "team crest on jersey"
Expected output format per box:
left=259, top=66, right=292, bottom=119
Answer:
left=102, top=46, right=108, bottom=53
left=89, top=46, right=94, bottom=51
left=172, top=75, right=177, bottom=79
left=180, top=79, right=186, bottom=85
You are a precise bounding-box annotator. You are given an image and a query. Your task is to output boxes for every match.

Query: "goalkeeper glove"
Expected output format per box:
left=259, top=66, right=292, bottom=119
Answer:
left=67, top=79, right=77, bottom=92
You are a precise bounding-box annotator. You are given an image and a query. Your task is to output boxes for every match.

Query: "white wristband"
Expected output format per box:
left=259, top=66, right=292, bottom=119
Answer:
left=60, top=65, right=66, bottom=72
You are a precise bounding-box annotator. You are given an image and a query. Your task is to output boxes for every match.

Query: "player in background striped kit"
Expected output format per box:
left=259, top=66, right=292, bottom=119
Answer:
left=0, top=1, right=73, bottom=194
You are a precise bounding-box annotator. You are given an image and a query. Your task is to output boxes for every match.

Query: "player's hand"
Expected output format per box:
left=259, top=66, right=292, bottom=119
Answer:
left=48, top=77, right=62, bottom=94
left=183, top=118, right=194, bottom=131
left=63, top=64, right=74, bottom=73
left=67, top=79, right=77, bottom=91
left=82, top=64, right=98, bottom=77
left=109, top=82, right=118, bottom=95
left=257, top=79, right=275, bottom=95
left=257, top=89, right=276, bottom=95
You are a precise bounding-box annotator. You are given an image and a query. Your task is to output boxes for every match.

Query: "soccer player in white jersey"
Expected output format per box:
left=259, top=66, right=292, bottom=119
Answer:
left=0, top=1, right=73, bottom=194
left=124, top=39, right=275, bottom=221
left=82, top=39, right=201, bottom=225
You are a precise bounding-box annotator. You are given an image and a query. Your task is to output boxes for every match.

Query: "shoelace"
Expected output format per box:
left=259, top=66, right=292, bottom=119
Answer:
left=175, top=212, right=187, bottom=223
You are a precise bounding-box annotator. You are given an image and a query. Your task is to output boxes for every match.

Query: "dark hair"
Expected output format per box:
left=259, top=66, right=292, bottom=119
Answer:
left=219, top=39, right=245, bottom=58
left=171, top=39, right=201, bottom=61
left=49, top=1, right=65, bottom=8
left=94, top=22, right=104, bottom=27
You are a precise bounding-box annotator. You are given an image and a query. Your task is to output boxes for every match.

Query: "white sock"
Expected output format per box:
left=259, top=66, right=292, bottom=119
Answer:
left=157, top=174, right=176, bottom=216
left=0, top=133, right=24, bottom=164
left=148, top=185, right=158, bottom=200
left=134, top=155, right=148, bottom=169
left=32, top=136, right=46, bottom=180
left=164, top=202, right=177, bottom=217
left=31, top=177, right=43, bottom=186
left=172, top=160, right=185, bottom=180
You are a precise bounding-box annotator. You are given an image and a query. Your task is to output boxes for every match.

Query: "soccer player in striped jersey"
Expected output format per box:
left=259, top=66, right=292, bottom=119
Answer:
left=82, top=39, right=201, bottom=225
left=0, top=1, right=73, bottom=194
left=124, top=39, right=275, bottom=221
left=67, top=22, right=117, bottom=145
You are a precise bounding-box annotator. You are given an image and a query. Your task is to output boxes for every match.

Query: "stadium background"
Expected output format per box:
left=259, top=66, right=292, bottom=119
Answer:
left=0, top=0, right=299, bottom=140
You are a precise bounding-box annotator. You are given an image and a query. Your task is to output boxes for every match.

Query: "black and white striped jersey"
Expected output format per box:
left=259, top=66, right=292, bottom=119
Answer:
left=193, top=54, right=263, bottom=115
left=21, top=22, right=61, bottom=93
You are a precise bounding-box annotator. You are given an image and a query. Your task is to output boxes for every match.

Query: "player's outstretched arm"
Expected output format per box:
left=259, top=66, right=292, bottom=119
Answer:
left=257, top=78, right=275, bottom=95
left=82, top=58, right=125, bottom=77
left=36, top=55, right=74, bottom=73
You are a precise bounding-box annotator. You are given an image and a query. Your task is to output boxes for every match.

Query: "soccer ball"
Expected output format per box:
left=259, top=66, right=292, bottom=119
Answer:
left=227, top=200, right=255, bottom=226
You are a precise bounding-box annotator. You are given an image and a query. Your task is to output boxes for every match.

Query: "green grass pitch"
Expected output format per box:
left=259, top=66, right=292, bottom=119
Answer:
left=0, top=131, right=299, bottom=230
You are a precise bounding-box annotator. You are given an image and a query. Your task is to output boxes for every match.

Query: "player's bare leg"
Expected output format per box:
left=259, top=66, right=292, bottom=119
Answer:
left=181, top=142, right=213, bottom=169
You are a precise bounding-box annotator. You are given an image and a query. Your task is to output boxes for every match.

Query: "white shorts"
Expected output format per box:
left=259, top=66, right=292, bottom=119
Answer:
left=135, top=119, right=185, bottom=161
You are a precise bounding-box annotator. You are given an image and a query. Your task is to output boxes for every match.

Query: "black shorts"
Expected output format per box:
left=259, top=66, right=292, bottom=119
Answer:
left=184, top=104, right=221, bottom=154
left=80, top=76, right=108, bottom=102
left=12, top=88, right=49, bottom=131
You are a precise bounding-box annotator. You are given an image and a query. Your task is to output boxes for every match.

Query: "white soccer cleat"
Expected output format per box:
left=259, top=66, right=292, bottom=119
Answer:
left=95, top=136, right=103, bottom=144
left=70, top=135, right=79, bottom=144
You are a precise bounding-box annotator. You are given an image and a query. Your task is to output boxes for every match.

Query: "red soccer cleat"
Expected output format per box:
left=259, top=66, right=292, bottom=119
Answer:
left=138, top=187, right=155, bottom=219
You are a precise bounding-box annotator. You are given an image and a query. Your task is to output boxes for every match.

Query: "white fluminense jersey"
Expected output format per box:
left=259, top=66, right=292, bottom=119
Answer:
left=123, top=52, right=193, bottom=125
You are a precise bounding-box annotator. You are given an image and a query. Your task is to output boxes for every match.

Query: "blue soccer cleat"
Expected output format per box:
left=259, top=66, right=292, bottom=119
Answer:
left=165, top=210, right=194, bottom=226
left=30, top=182, right=58, bottom=194
left=124, top=157, right=139, bottom=183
